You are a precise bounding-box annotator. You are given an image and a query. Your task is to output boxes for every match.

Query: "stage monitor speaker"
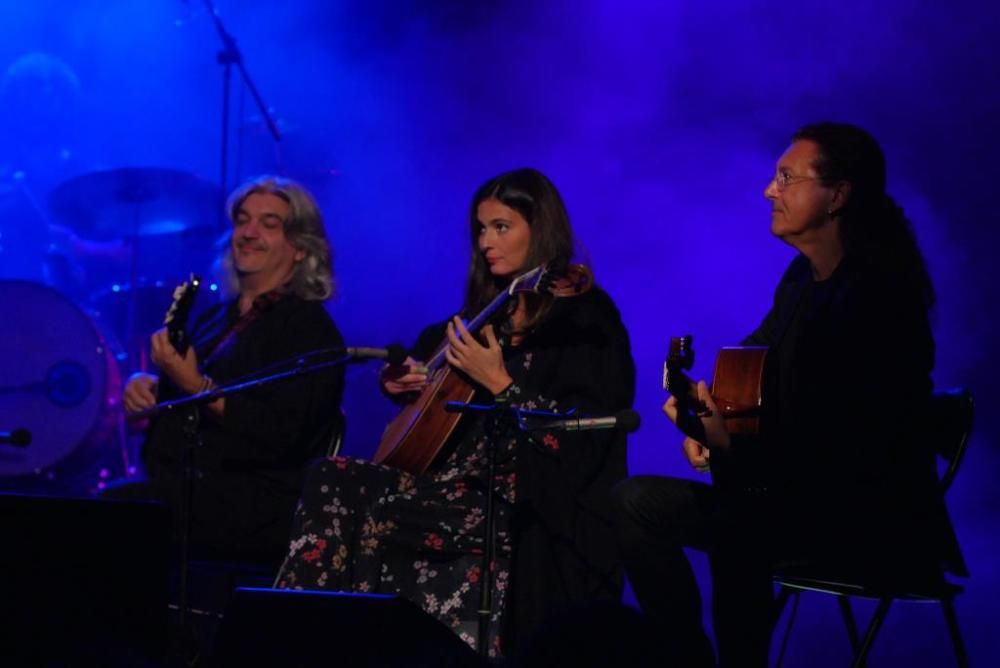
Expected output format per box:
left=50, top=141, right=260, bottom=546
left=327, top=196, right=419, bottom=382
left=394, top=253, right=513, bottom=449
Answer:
left=212, top=587, right=484, bottom=667
left=0, top=493, right=170, bottom=664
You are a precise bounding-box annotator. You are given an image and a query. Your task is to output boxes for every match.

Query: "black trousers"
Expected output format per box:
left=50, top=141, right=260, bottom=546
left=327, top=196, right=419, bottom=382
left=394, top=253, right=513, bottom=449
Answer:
left=612, top=475, right=775, bottom=668
left=101, top=473, right=291, bottom=566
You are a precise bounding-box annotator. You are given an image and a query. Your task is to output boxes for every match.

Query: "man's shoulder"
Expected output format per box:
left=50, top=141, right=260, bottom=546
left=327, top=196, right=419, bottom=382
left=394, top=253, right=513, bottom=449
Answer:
left=778, top=254, right=813, bottom=286
left=191, top=298, right=234, bottom=332
left=269, top=296, right=342, bottom=338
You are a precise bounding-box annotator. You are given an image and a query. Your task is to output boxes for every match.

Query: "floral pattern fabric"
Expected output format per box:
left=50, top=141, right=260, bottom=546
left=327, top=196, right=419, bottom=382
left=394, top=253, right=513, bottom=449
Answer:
left=276, top=408, right=520, bottom=656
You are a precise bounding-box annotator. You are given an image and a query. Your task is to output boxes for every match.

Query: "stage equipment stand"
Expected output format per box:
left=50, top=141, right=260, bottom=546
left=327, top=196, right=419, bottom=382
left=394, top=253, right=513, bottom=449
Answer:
left=137, top=346, right=372, bottom=662
left=443, top=400, right=578, bottom=659
left=200, top=0, right=281, bottom=215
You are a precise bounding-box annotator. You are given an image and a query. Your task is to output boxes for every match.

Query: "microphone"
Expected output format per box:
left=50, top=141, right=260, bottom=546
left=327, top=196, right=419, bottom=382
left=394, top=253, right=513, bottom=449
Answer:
left=0, top=428, right=32, bottom=447
left=522, top=409, right=640, bottom=433
left=345, top=344, right=407, bottom=365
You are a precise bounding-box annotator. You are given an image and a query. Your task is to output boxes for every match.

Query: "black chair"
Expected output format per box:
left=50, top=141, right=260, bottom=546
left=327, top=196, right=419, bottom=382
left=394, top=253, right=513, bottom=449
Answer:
left=772, top=388, right=973, bottom=668
left=182, top=407, right=349, bottom=656
left=324, top=407, right=347, bottom=458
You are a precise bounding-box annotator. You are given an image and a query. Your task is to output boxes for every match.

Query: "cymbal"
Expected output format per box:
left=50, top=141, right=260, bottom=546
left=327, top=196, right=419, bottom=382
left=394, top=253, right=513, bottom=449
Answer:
left=48, top=167, right=222, bottom=240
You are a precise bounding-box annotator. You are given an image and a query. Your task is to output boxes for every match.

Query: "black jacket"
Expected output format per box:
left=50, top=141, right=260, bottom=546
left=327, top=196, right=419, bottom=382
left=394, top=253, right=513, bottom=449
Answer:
left=409, top=286, right=636, bottom=649
left=143, top=294, right=345, bottom=562
left=730, top=254, right=963, bottom=577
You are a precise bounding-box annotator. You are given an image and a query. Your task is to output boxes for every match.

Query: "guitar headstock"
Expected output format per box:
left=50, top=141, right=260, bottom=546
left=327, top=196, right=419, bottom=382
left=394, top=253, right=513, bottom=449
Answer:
left=164, top=274, right=201, bottom=355
left=507, top=263, right=551, bottom=296
left=507, top=261, right=593, bottom=297
left=663, top=335, right=696, bottom=395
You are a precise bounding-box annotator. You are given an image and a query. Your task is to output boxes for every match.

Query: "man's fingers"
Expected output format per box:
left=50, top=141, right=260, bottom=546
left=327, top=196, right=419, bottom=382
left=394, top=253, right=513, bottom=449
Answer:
left=662, top=396, right=678, bottom=422
left=681, top=436, right=710, bottom=471
left=385, top=380, right=426, bottom=395
left=697, top=380, right=719, bottom=411
left=124, top=392, right=152, bottom=414
left=138, top=384, right=156, bottom=405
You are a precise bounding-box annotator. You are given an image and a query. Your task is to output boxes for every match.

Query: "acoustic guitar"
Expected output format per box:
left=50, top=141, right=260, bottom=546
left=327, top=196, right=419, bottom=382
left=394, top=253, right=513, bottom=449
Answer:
left=374, top=262, right=592, bottom=474
left=663, top=335, right=768, bottom=439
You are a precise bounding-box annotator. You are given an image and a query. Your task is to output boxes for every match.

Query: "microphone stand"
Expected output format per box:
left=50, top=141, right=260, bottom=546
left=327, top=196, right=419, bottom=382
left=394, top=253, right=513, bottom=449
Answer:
left=199, top=0, right=281, bottom=215
left=443, top=401, right=573, bottom=659
left=143, top=351, right=352, bottom=660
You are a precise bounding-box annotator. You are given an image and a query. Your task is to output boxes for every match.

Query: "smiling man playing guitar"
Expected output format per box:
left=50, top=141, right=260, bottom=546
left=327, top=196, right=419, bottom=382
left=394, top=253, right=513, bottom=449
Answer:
left=107, top=176, right=344, bottom=566
left=614, top=123, right=962, bottom=667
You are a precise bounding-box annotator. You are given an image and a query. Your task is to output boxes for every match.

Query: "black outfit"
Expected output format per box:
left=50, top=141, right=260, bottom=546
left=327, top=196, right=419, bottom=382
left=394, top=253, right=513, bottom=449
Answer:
left=109, top=292, right=345, bottom=564
left=615, top=254, right=963, bottom=666
left=277, top=286, right=635, bottom=655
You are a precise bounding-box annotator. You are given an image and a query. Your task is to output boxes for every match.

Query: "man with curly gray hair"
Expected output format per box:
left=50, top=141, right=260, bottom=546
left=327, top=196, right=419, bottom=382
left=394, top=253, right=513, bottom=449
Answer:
left=220, top=175, right=335, bottom=303
left=113, top=175, right=345, bottom=566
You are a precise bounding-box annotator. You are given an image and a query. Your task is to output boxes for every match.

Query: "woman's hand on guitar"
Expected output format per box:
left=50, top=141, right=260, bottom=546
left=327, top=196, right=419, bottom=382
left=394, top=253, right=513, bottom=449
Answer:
left=381, top=356, right=429, bottom=395
left=123, top=372, right=159, bottom=415
left=663, top=380, right=731, bottom=451
left=445, top=318, right=513, bottom=395
left=150, top=327, right=203, bottom=395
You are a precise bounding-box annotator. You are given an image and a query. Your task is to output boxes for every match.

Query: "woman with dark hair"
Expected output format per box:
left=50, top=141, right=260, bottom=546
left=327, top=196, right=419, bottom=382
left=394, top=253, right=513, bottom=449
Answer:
left=614, top=123, right=961, bottom=666
left=277, top=168, right=635, bottom=656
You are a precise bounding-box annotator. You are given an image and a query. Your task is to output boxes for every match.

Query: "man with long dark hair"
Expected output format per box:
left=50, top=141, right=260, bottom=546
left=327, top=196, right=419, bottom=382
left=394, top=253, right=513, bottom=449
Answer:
left=614, top=123, right=962, bottom=666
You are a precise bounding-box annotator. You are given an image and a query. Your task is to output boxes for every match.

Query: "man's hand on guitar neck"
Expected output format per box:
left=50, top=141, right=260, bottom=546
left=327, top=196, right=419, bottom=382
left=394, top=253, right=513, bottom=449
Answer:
left=151, top=328, right=203, bottom=395
left=663, top=379, right=731, bottom=461
left=149, top=328, right=225, bottom=416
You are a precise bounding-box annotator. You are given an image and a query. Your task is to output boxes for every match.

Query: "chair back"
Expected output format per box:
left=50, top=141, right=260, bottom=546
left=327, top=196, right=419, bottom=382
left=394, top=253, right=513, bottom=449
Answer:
left=925, top=389, right=974, bottom=493
left=325, top=408, right=347, bottom=458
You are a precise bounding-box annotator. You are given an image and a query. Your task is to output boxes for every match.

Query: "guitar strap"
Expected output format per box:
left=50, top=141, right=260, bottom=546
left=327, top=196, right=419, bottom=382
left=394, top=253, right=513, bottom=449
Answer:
left=201, top=290, right=286, bottom=368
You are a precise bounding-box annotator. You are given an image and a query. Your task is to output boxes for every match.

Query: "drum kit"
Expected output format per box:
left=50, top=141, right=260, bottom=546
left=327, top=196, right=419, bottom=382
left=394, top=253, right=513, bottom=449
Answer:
left=0, top=167, right=223, bottom=494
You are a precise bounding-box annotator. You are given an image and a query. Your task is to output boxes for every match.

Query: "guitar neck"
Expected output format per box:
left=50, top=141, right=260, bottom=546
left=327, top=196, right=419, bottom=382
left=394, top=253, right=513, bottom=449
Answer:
left=165, top=275, right=201, bottom=355
left=426, top=288, right=514, bottom=371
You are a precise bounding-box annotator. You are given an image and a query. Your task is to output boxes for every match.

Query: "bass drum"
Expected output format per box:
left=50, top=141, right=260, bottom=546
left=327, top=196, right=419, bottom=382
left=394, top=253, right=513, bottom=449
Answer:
left=0, top=281, right=122, bottom=491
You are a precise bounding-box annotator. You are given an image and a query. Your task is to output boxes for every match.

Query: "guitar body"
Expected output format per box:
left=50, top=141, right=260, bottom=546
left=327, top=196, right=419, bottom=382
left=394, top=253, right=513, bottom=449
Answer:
left=711, top=346, right=768, bottom=434
left=373, top=366, right=475, bottom=474
left=665, top=338, right=770, bottom=492
left=373, top=263, right=593, bottom=475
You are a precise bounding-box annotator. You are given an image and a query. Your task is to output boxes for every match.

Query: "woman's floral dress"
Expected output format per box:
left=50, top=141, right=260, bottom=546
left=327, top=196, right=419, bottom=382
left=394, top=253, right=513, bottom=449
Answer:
left=276, top=350, right=553, bottom=657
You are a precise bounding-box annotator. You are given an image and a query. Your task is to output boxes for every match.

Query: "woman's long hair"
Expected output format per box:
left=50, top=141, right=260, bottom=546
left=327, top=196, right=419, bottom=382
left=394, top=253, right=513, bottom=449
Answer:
left=463, top=168, right=576, bottom=332
left=793, top=122, right=935, bottom=311
left=221, top=175, right=335, bottom=301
